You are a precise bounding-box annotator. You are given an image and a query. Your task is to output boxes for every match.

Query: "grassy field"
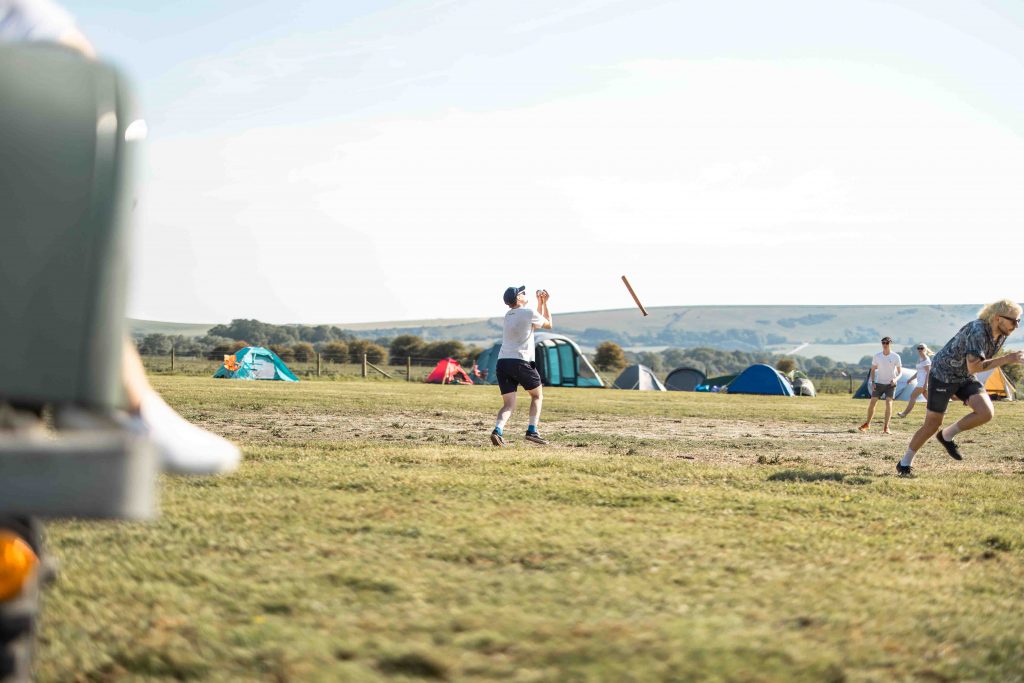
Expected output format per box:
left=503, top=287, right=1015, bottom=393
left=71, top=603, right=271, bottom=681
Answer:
left=37, top=378, right=1024, bottom=682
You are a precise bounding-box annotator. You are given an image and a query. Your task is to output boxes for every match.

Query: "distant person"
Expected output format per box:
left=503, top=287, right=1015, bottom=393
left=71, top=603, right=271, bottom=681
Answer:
left=859, top=336, right=902, bottom=434
left=896, top=300, right=1024, bottom=477
left=896, top=343, right=933, bottom=418
left=2, top=0, right=240, bottom=475
left=491, top=286, right=552, bottom=446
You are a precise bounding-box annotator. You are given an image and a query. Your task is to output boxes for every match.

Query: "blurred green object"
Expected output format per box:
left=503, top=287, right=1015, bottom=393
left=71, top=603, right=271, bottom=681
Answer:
left=0, top=44, right=137, bottom=411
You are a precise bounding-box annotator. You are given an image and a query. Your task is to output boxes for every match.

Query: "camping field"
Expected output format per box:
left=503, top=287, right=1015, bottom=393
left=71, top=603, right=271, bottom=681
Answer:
left=37, top=377, right=1024, bottom=682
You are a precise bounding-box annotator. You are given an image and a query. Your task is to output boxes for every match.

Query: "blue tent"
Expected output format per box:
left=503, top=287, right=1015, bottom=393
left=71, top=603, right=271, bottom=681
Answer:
left=213, top=346, right=299, bottom=381
left=726, top=364, right=793, bottom=396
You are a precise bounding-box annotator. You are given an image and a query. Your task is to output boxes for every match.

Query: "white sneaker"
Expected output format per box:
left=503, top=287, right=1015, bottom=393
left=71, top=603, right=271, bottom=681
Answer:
left=139, top=393, right=241, bottom=475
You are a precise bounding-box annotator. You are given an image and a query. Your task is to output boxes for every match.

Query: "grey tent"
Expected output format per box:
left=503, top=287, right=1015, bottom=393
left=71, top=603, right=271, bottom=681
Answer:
left=612, top=364, right=667, bottom=391
left=664, top=367, right=706, bottom=391
left=792, top=376, right=816, bottom=397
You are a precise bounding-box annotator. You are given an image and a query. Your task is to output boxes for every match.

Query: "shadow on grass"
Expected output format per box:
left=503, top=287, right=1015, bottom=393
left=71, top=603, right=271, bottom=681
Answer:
left=767, top=470, right=872, bottom=485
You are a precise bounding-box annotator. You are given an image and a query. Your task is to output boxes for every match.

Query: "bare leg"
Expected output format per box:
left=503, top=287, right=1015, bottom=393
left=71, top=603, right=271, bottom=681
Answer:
left=901, top=410, right=945, bottom=467
left=496, top=392, right=517, bottom=430
left=951, top=393, right=994, bottom=433
left=862, top=397, right=878, bottom=427
left=121, top=340, right=149, bottom=412
left=898, top=387, right=925, bottom=418
left=883, top=398, right=893, bottom=432
left=123, top=338, right=240, bottom=475
left=526, top=385, right=543, bottom=428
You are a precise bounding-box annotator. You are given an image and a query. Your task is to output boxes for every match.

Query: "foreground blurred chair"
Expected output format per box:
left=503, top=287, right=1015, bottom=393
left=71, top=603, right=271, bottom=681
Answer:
left=0, top=44, right=157, bottom=682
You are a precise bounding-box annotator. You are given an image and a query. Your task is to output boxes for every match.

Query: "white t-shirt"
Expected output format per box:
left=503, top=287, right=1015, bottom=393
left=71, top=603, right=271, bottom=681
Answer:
left=0, top=0, right=76, bottom=42
left=915, top=357, right=931, bottom=385
left=872, top=351, right=902, bottom=384
left=498, top=307, right=547, bottom=361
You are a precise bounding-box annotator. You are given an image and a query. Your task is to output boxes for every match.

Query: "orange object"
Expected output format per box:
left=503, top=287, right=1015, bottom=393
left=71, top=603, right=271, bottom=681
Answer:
left=621, top=275, right=649, bottom=316
left=0, top=532, right=38, bottom=602
left=224, top=355, right=240, bottom=371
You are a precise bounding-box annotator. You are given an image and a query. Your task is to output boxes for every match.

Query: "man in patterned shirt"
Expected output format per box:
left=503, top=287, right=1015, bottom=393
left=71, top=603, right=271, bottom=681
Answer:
left=896, top=299, right=1024, bottom=476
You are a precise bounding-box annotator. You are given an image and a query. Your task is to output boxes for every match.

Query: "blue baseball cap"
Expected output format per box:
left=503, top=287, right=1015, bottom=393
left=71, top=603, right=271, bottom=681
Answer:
left=503, top=285, right=525, bottom=306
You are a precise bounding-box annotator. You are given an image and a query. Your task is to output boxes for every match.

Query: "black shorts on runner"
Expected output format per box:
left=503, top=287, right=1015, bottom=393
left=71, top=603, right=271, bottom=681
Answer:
left=871, top=383, right=895, bottom=399
left=496, top=358, right=542, bottom=395
left=926, top=377, right=985, bottom=414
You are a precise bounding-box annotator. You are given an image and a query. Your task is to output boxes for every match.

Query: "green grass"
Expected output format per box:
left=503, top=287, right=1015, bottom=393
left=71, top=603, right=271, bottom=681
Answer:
left=37, top=379, right=1024, bottom=682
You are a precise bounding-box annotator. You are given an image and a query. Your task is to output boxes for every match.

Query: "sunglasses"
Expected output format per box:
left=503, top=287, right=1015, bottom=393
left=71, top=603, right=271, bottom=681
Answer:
left=916, top=346, right=925, bottom=350
left=881, top=341, right=890, bottom=345
left=999, top=315, right=1021, bottom=326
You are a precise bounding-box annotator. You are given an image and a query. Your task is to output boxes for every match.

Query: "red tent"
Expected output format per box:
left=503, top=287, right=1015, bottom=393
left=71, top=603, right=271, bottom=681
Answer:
left=425, top=358, right=474, bottom=385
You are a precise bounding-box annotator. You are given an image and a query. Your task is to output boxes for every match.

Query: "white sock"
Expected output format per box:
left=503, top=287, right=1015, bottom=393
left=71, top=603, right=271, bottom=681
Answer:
left=900, top=448, right=916, bottom=467
left=139, top=392, right=241, bottom=475
left=942, top=423, right=962, bottom=441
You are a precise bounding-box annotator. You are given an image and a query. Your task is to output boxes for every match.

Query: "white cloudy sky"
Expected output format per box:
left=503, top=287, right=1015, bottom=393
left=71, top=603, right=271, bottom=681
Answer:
left=67, top=0, right=1024, bottom=324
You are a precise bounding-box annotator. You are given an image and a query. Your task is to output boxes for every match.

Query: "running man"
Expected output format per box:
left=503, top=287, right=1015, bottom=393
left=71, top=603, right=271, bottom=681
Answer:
left=859, top=336, right=902, bottom=434
left=896, top=300, right=1024, bottom=476
left=491, top=286, right=552, bottom=446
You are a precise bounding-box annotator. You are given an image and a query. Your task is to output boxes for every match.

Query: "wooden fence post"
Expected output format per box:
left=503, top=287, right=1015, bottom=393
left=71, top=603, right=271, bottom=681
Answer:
left=407, top=356, right=412, bottom=382
left=170, top=347, right=175, bottom=372
left=362, top=354, right=367, bottom=378
left=317, top=353, right=321, bottom=377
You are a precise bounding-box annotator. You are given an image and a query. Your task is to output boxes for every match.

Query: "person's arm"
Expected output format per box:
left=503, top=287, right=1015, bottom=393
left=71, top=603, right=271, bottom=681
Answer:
left=533, top=290, right=553, bottom=330
left=922, top=364, right=929, bottom=392
left=892, top=357, right=901, bottom=385
left=966, top=350, right=1024, bottom=375
left=869, top=363, right=877, bottom=388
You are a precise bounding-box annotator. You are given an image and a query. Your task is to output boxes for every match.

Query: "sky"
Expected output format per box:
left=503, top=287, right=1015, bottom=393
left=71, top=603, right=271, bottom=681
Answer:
left=64, top=0, right=1024, bottom=325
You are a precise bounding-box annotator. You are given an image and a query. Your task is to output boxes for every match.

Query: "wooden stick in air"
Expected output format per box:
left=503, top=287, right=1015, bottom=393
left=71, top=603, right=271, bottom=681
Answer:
left=621, top=275, right=648, bottom=316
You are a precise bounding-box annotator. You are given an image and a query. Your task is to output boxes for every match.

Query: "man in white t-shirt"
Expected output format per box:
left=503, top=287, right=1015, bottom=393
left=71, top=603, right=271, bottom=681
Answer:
left=491, top=285, right=552, bottom=446
left=858, top=336, right=902, bottom=434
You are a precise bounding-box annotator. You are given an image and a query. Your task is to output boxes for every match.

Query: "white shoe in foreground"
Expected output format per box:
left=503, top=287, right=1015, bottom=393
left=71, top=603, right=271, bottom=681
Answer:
left=139, top=393, right=241, bottom=475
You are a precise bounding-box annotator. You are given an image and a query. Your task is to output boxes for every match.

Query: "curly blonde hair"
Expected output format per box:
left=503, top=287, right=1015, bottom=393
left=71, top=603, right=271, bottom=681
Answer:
left=977, top=299, right=1023, bottom=326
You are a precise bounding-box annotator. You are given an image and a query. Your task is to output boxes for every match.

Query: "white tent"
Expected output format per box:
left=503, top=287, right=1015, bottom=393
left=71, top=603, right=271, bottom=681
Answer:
left=612, top=364, right=667, bottom=391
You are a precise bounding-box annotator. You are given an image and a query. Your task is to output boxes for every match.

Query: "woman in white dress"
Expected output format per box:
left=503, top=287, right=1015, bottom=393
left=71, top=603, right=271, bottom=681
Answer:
left=897, top=344, right=933, bottom=418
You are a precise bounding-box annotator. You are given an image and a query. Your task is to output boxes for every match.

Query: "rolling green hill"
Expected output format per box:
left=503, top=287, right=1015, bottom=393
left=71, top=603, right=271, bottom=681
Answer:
left=130, top=303, right=995, bottom=362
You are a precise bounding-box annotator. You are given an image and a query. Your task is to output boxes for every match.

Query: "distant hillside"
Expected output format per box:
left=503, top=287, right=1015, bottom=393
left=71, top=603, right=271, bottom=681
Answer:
left=129, top=304, right=1001, bottom=363
left=129, top=319, right=216, bottom=338
left=332, top=304, right=983, bottom=353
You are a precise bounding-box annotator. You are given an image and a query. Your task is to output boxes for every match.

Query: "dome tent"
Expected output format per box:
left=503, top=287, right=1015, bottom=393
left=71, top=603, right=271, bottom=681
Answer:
left=726, top=364, right=794, bottom=396
left=425, top=358, right=473, bottom=384
left=664, top=367, right=707, bottom=391
left=213, top=346, right=299, bottom=381
left=612, top=364, right=666, bottom=391
left=474, top=332, right=603, bottom=388
left=853, top=367, right=922, bottom=402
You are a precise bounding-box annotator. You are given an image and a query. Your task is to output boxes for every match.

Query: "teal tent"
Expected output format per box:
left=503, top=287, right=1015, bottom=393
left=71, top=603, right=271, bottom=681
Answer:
left=726, top=364, right=793, bottom=396
left=214, top=346, right=299, bottom=381
left=474, top=333, right=603, bottom=388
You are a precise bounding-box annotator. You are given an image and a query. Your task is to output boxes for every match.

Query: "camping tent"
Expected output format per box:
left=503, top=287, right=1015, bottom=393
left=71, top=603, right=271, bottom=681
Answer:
left=425, top=358, right=474, bottom=384
left=726, top=364, right=794, bottom=396
left=664, top=367, right=707, bottom=391
left=473, top=333, right=604, bottom=388
left=853, top=367, right=922, bottom=402
left=792, top=376, right=817, bottom=397
left=976, top=368, right=1017, bottom=400
left=612, top=364, right=666, bottom=391
left=697, top=374, right=737, bottom=391
left=213, top=346, right=299, bottom=381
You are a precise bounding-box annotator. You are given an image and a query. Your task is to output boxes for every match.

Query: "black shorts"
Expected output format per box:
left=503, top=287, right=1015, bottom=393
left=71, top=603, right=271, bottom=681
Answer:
left=926, top=377, right=985, bottom=414
left=496, top=358, right=542, bottom=395
left=871, top=383, right=895, bottom=399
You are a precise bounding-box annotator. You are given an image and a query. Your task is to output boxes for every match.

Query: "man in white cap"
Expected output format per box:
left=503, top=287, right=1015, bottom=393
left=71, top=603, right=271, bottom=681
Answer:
left=491, top=286, right=552, bottom=446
